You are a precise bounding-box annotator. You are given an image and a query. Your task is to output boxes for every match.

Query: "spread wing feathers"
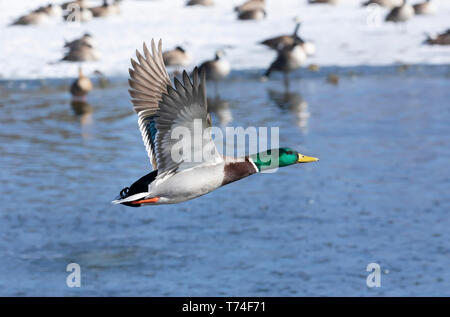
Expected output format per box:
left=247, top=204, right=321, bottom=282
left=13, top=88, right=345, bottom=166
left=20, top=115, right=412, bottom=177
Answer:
left=154, top=68, right=221, bottom=179
left=128, top=39, right=171, bottom=170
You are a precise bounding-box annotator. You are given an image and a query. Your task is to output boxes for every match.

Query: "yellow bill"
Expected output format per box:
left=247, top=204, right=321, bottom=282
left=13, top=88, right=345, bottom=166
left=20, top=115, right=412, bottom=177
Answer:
left=298, top=153, right=319, bottom=163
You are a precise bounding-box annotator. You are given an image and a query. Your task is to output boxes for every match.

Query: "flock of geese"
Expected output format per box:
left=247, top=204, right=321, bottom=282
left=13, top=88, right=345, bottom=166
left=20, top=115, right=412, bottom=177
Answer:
left=8, top=0, right=450, bottom=102
left=10, top=0, right=121, bottom=25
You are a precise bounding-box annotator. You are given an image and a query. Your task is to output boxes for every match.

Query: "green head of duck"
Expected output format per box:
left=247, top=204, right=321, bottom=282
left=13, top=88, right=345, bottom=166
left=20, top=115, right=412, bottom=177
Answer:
left=250, top=147, right=318, bottom=172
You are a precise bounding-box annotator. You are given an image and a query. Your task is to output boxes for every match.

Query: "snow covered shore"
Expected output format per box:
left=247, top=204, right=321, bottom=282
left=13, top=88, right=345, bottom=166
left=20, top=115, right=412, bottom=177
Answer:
left=1, top=0, right=449, bottom=79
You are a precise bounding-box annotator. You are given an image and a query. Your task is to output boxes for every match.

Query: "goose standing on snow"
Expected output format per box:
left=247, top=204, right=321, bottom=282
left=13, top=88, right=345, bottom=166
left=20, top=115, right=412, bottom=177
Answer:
left=264, top=39, right=307, bottom=88
left=89, top=0, right=120, bottom=18
left=186, top=0, right=214, bottom=6
left=413, top=0, right=437, bottom=15
left=34, top=4, right=63, bottom=17
left=62, top=42, right=100, bottom=61
left=308, top=0, right=339, bottom=5
left=64, top=33, right=96, bottom=51
left=362, top=0, right=402, bottom=7
left=260, top=18, right=316, bottom=56
left=63, top=6, right=93, bottom=22
left=234, top=0, right=265, bottom=13
left=61, top=0, right=88, bottom=10
left=113, top=40, right=318, bottom=207
left=70, top=67, right=93, bottom=99
left=424, top=29, right=450, bottom=45
left=10, top=11, right=49, bottom=26
left=199, top=50, right=230, bottom=95
left=163, top=46, right=192, bottom=67
left=237, top=8, right=266, bottom=20
left=385, top=0, right=414, bottom=24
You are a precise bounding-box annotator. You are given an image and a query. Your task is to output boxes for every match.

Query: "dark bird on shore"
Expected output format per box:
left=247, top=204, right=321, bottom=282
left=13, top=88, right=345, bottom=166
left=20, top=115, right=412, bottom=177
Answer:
left=163, top=46, right=192, bottom=67
left=186, top=0, right=214, bottom=6
left=10, top=11, right=48, bottom=26
left=362, top=0, right=402, bottom=7
left=424, top=29, right=450, bottom=45
left=70, top=67, right=93, bottom=98
left=260, top=18, right=316, bottom=56
left=64, top=33, right=96, bottom=51
left=237, top=8, right=266, bottom=20
left=263, top=39, right=307, bottom=88
left=62, top=42, right=100, bottom=62
left=234, top=0, right=265, bottom=13
left=385, top=0, right=414, bottom=24
left=413, top=0, right=437, bottom=15
left=89, top=0, right=120, bottom=18
left=198, top=50, right=230, bottom=95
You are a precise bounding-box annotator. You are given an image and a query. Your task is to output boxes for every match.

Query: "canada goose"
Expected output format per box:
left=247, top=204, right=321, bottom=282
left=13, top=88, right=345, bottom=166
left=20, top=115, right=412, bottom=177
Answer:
left=238, top=8, right=266, bottom=20
left=34, top=4, right=62, bottom=17
left=90, top=0, right=120, bottom=18
left=308, top=0, right=339, bottom=4
left=10, top=11, right=48, bottom=26
left=199, top=50, right=230, bottom=82
left=264, top=40, right=307, bottom=87
left=260, top=19, right=316, bottom=56
left=234, top=0, right=265, bottom=13
left=70, top=67, right=93, bottom=98
left=61, top=0, right=88, bottom=10
left=186, top=0, right=214, bottom=6
left=424, top=29, right=450, bottom=45
left=64, top=33, right=96, bottom=51
left=198, top=50, right=230, bottom=95
left=385, top=0, right=414, bottom=23
left=413, top=0, right=437, bottom=15
left=62, top=42, right=100, bottom=62
left=63, top=7, right=93, bottom=22
left=362, top=0, right=402, bottom=7
left=163, top=46, right=192, bottom=67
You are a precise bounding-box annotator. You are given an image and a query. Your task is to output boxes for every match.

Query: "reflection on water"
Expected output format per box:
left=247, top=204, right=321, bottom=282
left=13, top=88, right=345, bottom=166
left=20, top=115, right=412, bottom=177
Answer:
left=267, top=88, right=310, bottom=133
left=0, top=65, right=449, bottom=296
left=70, top=100, right=94, bottom=139
left=207, top=96, right=233, bottom=126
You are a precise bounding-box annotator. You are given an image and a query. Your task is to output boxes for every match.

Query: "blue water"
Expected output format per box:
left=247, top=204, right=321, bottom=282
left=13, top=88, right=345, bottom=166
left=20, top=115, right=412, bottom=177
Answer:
left=0, top=65, right=449, bottom=296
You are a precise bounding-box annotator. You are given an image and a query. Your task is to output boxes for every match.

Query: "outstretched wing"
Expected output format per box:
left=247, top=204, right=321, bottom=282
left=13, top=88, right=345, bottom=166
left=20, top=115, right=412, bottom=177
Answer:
left=128, top=39, right=171, bottom=170
left=154, top=68, right=221, bottom=179
left=129, top=39, right=221, bottom=178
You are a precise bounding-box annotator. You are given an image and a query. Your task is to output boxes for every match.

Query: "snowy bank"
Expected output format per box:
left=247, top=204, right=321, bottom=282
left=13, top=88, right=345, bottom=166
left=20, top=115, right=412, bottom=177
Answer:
left=0, top=0, right=449, bottom=79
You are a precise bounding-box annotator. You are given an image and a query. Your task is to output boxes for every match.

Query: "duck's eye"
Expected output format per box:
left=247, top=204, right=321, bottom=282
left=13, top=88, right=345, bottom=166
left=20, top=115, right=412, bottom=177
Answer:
left=286, top=151, right=293, bottom=155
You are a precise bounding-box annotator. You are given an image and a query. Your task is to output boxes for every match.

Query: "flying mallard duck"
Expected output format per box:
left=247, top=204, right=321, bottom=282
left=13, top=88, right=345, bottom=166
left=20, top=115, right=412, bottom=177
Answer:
left=113, top=40, right=318, bottom=207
